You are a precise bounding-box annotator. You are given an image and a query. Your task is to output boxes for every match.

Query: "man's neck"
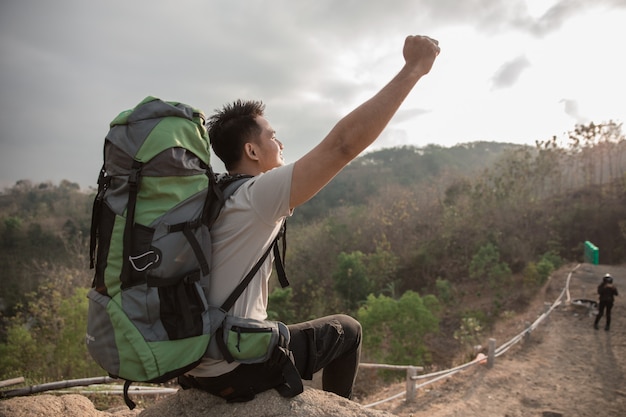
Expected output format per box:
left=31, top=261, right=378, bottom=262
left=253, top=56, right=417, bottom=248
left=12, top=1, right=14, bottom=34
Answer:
left=228, top=169, right=260, bottom=177
left=228, top=162, right=262, bottom=177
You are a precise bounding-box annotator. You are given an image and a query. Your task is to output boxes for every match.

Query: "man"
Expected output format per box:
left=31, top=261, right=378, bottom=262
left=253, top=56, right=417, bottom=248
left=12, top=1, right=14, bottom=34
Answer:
left=179, top=35, right=440, bottom=401
left=594, top=273, right=618, bottom=331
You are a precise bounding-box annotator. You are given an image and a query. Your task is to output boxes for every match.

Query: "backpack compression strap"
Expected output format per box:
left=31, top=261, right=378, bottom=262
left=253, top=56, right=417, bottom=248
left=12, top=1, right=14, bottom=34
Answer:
left=168, top=218, right=210, bottom=276
left=89, top=165, right=109, bottom=270
left=120, top=160, right=143, bottom=288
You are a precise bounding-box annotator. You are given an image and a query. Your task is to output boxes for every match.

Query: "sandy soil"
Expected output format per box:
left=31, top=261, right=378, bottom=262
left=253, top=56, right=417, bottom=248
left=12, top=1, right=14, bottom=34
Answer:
left=360, top=263, right=626, bottom=417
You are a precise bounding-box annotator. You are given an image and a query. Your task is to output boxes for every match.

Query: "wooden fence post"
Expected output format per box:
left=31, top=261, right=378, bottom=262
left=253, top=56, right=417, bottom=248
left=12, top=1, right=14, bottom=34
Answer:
left=405, top=366, right=418, bottom=402
left=487, top=338, right=496, bottom=369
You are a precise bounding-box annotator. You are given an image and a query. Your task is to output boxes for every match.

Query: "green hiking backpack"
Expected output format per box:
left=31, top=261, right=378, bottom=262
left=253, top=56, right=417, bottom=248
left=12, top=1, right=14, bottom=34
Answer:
left=86, top=97, right=301, bottom=409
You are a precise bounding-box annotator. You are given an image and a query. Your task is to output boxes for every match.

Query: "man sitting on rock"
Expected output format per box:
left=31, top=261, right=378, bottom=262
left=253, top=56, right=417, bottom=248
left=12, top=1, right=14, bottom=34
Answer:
left=179, top=34, right=441, bottom=402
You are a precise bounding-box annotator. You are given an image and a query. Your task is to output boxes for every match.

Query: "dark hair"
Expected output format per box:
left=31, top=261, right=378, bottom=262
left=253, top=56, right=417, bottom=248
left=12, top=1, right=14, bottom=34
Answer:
left=207, top=99, right=265, bottom=170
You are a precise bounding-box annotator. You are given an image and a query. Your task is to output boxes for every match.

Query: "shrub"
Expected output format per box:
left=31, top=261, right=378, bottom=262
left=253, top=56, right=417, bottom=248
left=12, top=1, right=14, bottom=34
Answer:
left=357, top=291, right=440, bottom=366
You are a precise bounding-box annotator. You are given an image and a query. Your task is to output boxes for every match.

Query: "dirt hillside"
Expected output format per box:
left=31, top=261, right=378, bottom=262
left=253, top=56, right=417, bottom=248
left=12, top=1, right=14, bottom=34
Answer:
left=1, top=263, right=624, bottom=416
left=361, top=263, right=626, bottom=417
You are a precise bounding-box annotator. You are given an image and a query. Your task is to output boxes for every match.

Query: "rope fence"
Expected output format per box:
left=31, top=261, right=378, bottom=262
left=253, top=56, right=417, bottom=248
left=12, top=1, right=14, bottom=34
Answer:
left=361, top=263, right=582, bottom=408
left=0, top=376, right=177, bottom=399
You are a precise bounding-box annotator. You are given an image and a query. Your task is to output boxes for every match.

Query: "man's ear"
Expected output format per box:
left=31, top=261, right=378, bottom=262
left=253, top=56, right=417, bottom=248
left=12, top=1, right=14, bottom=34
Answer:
left=244, top=142, right=258, bottom=160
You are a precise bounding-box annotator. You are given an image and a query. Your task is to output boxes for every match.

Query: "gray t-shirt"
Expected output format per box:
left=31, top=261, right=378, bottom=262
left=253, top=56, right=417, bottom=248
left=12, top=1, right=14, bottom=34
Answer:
left=189, top=163, right=294, bottom=377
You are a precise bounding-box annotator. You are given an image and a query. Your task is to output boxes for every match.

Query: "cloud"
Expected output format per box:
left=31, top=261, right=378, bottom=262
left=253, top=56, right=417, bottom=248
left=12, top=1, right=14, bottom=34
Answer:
left=427, top=0, right=626, bottom=37
left=490, top=55, right=531, bottom=90
left=1, top=0, right=626, bottom=190
left=509, top=0, right=582, bottom=36
left=559, top=98, right=589, bottom=124
left=514, top=0, right=626, bottom=36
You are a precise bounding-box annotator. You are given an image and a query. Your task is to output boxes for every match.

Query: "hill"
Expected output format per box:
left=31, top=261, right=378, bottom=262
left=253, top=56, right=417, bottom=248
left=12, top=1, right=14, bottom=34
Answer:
left=0, top=142, right=518, bottom=315
left=1, top=126, right=625, bottom=403
left=292, top=142, right=521, bottom=224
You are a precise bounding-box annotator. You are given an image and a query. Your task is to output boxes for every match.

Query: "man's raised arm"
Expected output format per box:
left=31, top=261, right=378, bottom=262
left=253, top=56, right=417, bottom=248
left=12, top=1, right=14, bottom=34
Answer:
left=289, top=35, right=440, bottom=209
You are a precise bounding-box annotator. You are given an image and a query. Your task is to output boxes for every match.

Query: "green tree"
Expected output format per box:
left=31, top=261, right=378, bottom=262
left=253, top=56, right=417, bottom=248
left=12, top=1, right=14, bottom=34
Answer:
left=522, top=261, right=540, bottom=289
left=524, top=251, right=560, bottom=289
left=357, top=291, right=440, bottom=366
left=366, top=238, right=399, bottom=294
left=334, top=251, right=370, bottom=310
left=267, top=287, right=297, bottom=324
left=2, top=216, right=23, bottom=247
left=0, top=268, right=101, bottom=381
left=469, top=243, right=512, bottom=288
left=0, top=325, right=38, bottom=378
left=435, top=278, right=453, bottom=304
left=56, top=287, right=97, bottom=378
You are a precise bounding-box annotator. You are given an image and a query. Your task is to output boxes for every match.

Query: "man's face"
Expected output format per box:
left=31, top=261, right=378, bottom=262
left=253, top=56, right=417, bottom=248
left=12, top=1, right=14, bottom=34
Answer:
left=253, top=116, right=285, bottom=172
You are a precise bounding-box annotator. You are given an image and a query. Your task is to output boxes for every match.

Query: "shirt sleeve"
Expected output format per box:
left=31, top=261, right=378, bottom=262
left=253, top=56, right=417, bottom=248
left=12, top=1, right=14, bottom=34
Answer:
left=245, top=163, right=294, bottom=225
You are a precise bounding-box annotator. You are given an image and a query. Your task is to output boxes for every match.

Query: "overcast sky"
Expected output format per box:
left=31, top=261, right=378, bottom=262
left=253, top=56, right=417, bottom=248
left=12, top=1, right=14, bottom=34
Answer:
left=1, top=0, right=625, bottom=191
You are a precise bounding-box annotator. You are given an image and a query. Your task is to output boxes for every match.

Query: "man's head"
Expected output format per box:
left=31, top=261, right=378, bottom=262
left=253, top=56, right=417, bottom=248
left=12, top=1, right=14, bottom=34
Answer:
left=603, top=273, right=613, bottom=284
left=208, top=99, right=284, bottom=174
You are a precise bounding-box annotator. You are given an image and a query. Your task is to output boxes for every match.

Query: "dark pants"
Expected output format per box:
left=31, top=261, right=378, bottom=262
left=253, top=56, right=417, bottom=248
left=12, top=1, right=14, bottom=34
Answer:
left=595, top=300, right=614, bottom=329
left=179, top=314, right=362, bottom=400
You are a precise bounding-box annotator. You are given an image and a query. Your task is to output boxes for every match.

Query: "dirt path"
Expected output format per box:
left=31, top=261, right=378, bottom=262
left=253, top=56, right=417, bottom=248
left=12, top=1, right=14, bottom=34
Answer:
left=361, top=263, right=626, bottom=417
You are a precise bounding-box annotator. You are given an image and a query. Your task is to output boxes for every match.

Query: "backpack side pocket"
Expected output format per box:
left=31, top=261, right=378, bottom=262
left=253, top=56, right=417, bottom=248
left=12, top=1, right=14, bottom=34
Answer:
left=218, top=316, right=288, bottom=364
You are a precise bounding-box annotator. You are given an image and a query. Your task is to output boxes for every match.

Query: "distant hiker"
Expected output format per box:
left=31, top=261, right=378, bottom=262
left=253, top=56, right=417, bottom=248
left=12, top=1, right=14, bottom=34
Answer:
left=178, top=35, right=441, bottom=401
left=594, top=273, right=618, bottom=331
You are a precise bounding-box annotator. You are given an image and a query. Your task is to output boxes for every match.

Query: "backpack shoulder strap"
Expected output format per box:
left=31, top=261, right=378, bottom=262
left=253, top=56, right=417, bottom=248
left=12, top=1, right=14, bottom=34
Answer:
left=218, top=173, right=253, bottom=198
left=219, top=229, right=280, bottom=312
left=216, top=174, right=290, bottom=311
left=204, top=173, right=252, bottom=228
left=273, top=221, right=289, bottom=288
